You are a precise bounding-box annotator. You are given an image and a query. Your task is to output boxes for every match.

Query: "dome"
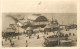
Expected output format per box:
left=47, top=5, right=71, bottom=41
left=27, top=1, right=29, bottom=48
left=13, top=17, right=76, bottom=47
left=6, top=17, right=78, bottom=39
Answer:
left=34, top=16, right=48, bottom=22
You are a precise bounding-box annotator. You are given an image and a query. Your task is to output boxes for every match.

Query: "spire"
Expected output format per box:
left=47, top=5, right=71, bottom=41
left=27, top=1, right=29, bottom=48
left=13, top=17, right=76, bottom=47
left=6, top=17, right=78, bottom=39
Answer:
left=52, top=16, right=53, bottom=21
left=52, top=16, right=53, bottom=24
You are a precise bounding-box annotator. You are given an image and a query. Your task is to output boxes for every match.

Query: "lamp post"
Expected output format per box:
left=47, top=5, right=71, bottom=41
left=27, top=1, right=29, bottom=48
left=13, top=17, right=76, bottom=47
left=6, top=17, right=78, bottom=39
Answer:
left=57, top=25, right=60, bottom=46
left=17, top=24, right=20, bottom=40
left=9, top=24, right=14, bottom=38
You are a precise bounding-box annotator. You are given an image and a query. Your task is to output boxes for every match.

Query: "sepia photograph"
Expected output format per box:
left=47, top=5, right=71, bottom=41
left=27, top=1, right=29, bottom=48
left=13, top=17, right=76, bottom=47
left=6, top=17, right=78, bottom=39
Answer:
left=2, top=13, right=77, bottom=47
left=1, top=0, right=77, bottom=47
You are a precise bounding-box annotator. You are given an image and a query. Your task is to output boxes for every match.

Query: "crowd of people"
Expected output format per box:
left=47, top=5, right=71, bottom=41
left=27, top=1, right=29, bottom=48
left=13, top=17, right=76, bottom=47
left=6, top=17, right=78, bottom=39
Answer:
left=2, top=27, right=77, bottom=47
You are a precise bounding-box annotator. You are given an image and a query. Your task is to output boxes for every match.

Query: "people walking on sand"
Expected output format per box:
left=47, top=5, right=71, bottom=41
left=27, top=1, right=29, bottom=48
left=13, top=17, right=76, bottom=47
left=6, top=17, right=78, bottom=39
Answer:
left=69, top=33, right=71, bottom=36
left=26, top=44, right=28, bottom=47
left=26, top=40, right=27, bottom=43
left=26, top=40, right=28, bottom=47
left=11, top=42, right=14, bottom=47
left=12, top=42, right=14, bottom=47
left=73, top=33, right=75, bottom=36
left=10, top=39, right=12, bottom=43
left=47, top=32, right=48, bottom=35
left=2, top=41, right=3, bottom=46
left=37, top=35, right=39, bottom=39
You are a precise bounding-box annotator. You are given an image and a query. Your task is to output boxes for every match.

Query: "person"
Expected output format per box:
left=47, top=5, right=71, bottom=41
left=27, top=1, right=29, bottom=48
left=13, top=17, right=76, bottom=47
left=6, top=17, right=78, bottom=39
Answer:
left=66, top=34, right=68, bottom=37
left=69, top=33, right=71, bottom=36
left=10, top=39, right=12, bottom=43
left=11, top=42, right=14, bottom=47
left=37, top=35, right=39, bottom=39
left=47, top=32, right=48, bottom=35
left=26, top=44, right=28, bottom=47
left=26, top=40, right=27, bottom=43
left=26, top=40, right=28, bottom=47
left=73, top=33, right=75, bottom=36
left=12, top=42, right=14, bottom=47
left=65, top=34, right=68, bottom=40
left=2, top=41, right=3, bottom=46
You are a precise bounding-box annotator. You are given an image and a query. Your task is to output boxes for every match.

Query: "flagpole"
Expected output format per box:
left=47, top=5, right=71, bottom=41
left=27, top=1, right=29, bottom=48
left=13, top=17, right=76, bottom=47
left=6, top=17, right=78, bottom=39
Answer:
left=58, top=25, right=60, bottom=46
left=17, top=24, right=19, bottom=40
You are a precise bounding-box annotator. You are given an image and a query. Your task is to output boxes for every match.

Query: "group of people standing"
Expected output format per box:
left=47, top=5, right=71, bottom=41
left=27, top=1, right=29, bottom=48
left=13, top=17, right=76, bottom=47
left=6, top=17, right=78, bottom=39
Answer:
left=2, top=37, right=15, bottom=47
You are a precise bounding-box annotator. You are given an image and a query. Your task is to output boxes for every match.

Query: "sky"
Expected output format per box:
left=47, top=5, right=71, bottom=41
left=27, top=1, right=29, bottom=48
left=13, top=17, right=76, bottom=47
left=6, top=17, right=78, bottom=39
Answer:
left=2, top=0, right=77, bottom=31
left=1, top=0, right=77, bottom=13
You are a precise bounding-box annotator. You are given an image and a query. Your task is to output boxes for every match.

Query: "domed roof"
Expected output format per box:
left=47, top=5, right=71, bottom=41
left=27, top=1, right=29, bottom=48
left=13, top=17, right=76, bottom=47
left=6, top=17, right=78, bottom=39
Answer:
left=34, top=16, right=48, bottom=22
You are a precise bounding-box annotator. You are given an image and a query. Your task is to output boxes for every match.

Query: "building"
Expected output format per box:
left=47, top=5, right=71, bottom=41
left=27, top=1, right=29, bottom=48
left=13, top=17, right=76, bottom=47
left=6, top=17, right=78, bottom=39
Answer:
left=17, top=15, right=59, bottom=33
left=28, top=16, right=49, bottom=28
